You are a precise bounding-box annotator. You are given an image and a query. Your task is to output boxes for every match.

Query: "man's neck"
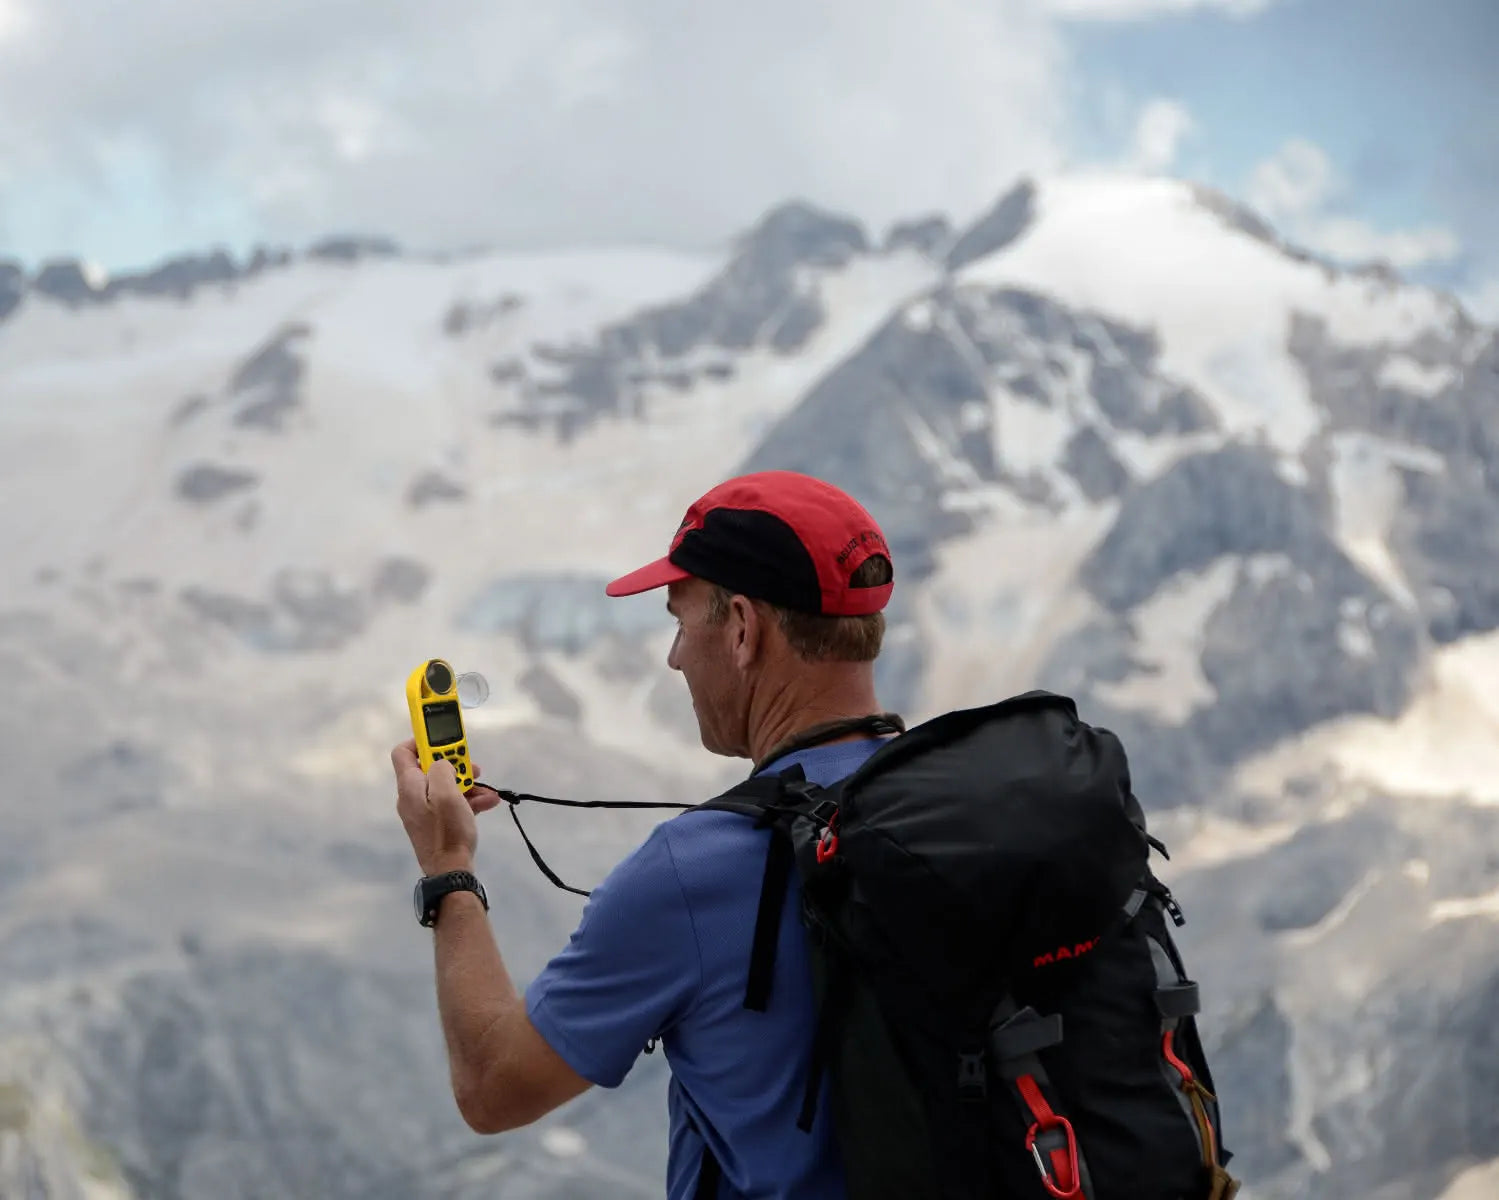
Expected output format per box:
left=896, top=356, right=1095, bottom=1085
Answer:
left=753, top=712, right=897, bottom=772
left=745, top=670, right=885, bottom=766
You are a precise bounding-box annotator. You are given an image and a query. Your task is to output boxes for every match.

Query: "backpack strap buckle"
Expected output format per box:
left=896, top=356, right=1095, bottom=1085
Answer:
left=807, top=797, right=839, bottom=825
left=956, top=1051, right=987, bottom=1101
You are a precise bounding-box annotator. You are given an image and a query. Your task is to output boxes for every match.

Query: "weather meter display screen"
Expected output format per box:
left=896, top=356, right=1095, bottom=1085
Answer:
left=423, top=701, right=463, bottom=746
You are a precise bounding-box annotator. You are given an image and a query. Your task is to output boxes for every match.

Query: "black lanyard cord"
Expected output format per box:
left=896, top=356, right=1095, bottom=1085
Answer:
left=469, top=783, right=695, bottom=898
left=484, top=786, right=696, bottom=811
left=753, top=713, right=905, bottom=775
left=469, top=710, right=904, bottom=898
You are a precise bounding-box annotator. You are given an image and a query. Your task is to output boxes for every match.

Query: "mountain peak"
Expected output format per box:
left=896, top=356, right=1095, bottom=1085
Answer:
left=734, top=200, right=869, bottom=271
left=945, top=178, right=1037, bottom=272
left=304, top=234, right=402, bottom=264
left=0, top=235, right=402, bottom=325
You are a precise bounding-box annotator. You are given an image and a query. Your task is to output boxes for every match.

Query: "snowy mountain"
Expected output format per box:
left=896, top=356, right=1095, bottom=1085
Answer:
left=2, top=173, right=1497, bottom=1200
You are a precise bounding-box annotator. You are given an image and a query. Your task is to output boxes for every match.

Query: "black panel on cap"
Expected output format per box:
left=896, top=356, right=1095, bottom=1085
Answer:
left=669, top=508, right=824, bottom=613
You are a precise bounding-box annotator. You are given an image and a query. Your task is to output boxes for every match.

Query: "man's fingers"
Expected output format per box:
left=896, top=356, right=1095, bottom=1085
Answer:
left=468, top=789, right=502, bottom=814
left=391, top=738, right=418, bottom=768
left=427, top=757, right=462, bottom=808
left=428, top=759, right=478, bottom=850
left=393, top=740, right=430, bottom=824
left=391, top=740, right=425, bottom=792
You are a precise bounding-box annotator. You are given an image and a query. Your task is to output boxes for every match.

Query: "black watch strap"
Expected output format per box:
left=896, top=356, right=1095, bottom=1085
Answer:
left=415, top=870, right=489, bottom=927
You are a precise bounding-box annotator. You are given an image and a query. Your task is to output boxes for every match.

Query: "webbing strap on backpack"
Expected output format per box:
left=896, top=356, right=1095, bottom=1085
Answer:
left=694, top=779, right=836, bottom=1015
left=1137, top=886, right=1242, bottom=1200
left=746, top=827, right=796, bottom=1012
left=693, top=765, right=843, bottom=1015
left=693, top=713, right=901, bottom=1017
left=988, top=997, right=1096, bottom=1200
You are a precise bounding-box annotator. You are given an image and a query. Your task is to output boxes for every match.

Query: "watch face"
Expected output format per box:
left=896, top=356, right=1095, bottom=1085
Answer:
left=413, top=880, right=427, bottom=922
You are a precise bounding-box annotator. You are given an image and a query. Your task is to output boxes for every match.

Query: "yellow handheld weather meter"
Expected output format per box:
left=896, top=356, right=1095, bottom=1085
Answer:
left=406, top=658, right=474, bottom=789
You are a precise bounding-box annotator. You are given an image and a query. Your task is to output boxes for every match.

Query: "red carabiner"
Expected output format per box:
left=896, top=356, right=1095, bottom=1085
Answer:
left=815, top=812, right=840, bottom=864
left=1025, top=1115, right=1083, bottom=1200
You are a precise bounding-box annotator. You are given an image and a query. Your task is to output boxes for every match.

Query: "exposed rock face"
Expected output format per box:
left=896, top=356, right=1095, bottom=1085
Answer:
left=944, top=180, right=1036, bottom=273
left=0, top=241, right=387, bottom=326
left=457, top=573, right=664, bottom=653
left=0, top=261, right=25, bottom=322
left=175, top=464, right=259, bottom=504
left=883, top=215, right=953, bottom=259
left=485, top=201, right=871, bottom=438
left=229, top=324, right=313, bottom=433
left=740, top=283, right=1218, bottom=582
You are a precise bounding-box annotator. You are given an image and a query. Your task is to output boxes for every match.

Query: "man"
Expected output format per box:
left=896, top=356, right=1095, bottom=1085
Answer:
left=392, top=470, right=898, bottom=1199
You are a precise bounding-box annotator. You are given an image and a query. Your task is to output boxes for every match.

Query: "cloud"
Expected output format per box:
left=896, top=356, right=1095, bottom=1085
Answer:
left=0, top=0, right=1069, bottom=266
left=1128, top=99, right=1196, bottom=172
left=1302, top=219, right=1461, bottom=272
left=1248, top=139, right=1461, bottom=270
left=1045, top=0, right=1276, bottom=20
left=1461, top=279, right=1499, bottom=325
left=1247, top=139, right=1334, bottom=218
left=0, top=0, right=30, bottom=43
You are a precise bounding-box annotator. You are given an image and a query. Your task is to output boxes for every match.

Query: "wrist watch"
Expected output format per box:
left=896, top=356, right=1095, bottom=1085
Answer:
left=414, top=870, right=489, bottom=927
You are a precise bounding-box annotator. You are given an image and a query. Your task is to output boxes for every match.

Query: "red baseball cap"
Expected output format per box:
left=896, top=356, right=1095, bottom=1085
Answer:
left=605, top=471, right=894, bottom=616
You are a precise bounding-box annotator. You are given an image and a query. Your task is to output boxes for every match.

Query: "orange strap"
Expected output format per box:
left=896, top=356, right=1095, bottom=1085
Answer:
left=1163, top=1031, right=1220, bottom=1168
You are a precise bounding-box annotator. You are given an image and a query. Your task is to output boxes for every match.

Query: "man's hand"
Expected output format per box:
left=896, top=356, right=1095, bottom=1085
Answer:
left=393, top=739, right=494, bottom=876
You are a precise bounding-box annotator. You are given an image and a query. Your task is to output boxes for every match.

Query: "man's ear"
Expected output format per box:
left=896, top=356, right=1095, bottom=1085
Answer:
left=728, top=594, right=763, bottom=670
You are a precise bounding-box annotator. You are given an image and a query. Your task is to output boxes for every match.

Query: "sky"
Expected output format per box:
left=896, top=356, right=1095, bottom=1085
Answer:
left=0, top=0, right=1494, bottom=317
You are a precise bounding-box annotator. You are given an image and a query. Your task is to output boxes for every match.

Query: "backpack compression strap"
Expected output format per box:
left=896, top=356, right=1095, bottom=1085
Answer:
left=1135, top=885, right=1242, bottom=1200
left=982, top=883, right=1201, bottom=1200
left=988, top=997, right=1097, bottom=1200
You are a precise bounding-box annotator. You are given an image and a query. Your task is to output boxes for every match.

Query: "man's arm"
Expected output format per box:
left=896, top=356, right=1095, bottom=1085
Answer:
left=392, top=740, right=590, bottom=1134
left=430, top=891, right=591, bottom=1134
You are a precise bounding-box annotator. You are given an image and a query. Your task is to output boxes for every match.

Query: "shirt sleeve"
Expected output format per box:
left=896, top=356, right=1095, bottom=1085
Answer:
left=524, top=823, right=703, bottom=1088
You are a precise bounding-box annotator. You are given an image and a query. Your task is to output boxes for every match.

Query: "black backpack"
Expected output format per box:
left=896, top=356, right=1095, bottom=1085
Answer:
left=691, top=690, right=1241, bottom=1200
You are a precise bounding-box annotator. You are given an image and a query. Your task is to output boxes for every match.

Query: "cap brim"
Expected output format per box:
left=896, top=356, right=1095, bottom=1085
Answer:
left=605, top=556, right=693, bottom=597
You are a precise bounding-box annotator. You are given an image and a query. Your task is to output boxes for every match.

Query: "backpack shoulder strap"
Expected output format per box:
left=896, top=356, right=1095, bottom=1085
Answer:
left=694, top=768, right=838, bottom=1013
left=693, top=764, right=836, bottom=829
left=687, top=769, right=840, bottom=1199
left=692, top=767, right=803, bottom=822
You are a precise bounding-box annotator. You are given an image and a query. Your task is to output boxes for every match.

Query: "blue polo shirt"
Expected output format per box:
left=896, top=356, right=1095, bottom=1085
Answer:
left=525, top=738, right=888, bottom=1199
